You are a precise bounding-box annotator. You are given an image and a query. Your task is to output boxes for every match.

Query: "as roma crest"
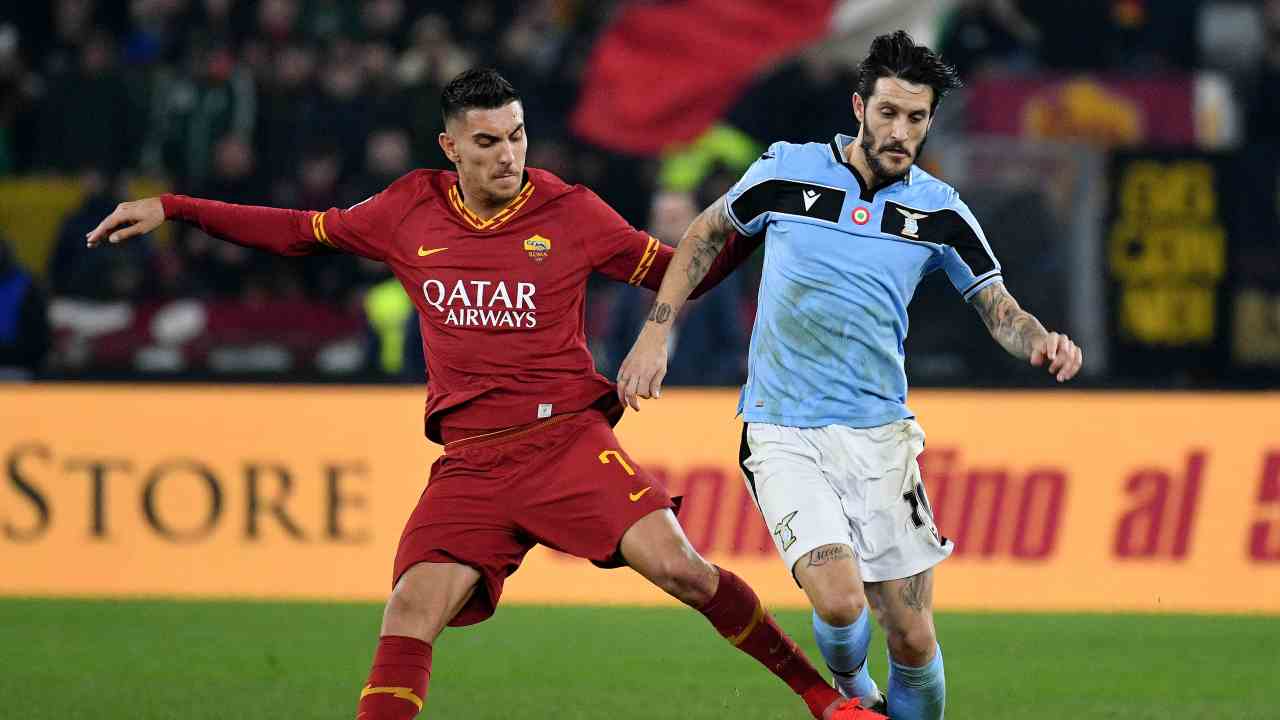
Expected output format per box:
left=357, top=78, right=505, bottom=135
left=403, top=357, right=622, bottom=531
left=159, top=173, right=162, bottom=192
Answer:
left=523, top=234, right=551, bottom=262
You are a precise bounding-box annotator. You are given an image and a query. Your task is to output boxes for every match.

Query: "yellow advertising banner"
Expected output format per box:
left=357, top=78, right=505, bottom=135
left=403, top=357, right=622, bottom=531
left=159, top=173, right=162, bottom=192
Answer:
left=2, top=386, right=1278, bottom=613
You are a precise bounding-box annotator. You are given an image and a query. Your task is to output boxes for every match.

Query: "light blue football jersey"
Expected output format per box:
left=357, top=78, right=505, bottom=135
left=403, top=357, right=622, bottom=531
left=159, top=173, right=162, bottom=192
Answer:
left=728, top=134, right=1002, bottom=428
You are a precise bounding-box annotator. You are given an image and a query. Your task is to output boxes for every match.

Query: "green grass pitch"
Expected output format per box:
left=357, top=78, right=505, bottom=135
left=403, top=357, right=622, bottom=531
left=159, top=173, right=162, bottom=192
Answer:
left=3, top=598, right=1276, bottom=719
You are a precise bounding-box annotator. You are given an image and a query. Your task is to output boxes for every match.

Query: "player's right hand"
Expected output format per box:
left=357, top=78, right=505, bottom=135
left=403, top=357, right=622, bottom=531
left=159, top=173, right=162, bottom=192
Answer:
left=616, top=325, right=670, bottom=411
left=86, top=197, right=166, bottom=248
left=1029, top=330, right=1083, bottom=382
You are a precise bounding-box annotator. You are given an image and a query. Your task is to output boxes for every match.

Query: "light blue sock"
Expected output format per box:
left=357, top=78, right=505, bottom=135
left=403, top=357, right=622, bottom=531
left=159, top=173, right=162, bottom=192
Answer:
left=887, top=644, right=945, bottom=720
left=812, top=606, right=879, bottom=703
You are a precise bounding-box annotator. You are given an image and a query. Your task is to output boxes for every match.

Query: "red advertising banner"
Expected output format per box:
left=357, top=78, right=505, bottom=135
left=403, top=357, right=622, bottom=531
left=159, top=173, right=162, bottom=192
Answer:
left=2, top=387, right=1277, bottom=613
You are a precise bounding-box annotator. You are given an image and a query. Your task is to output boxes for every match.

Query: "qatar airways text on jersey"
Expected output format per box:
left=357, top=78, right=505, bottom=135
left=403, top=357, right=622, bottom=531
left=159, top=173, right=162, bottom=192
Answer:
left=421, top=278, right=538, bottom=329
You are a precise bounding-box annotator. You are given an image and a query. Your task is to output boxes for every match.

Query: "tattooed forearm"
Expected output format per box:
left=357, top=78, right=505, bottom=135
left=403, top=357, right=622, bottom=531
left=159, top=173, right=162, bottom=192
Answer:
left=685, top=236, right=721, bottom=287
left=682, top=197, right=735, bottom=288
left=899, top=571, right=930, bottom=612
left=640, top=194, right=736, bottom=331
left=972, top=282, right=1048, bottom=360
left=647, top=303, right=673, bottom=324
left=805, top=544, right=854, bottom=568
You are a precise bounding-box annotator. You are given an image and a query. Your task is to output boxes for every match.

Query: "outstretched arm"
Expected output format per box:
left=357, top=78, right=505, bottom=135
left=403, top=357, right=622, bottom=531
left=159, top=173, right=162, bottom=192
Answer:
left=86, top=195, right=323, bottom=256
left=970, top=281, right=1083, bottom=382
left=615, top=194, right=739, bottom=409
left=87, top=173, right=417, bottom=260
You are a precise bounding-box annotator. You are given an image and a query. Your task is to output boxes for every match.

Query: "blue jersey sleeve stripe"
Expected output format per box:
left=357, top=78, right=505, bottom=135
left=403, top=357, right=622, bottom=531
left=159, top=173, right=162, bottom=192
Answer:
left=961, top=271, right=1003, bottom=301
left=724, top=200, right=751, bottom=235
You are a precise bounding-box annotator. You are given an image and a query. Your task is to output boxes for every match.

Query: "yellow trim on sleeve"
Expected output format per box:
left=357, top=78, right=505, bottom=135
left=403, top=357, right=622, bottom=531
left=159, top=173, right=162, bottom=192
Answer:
left=627, top=236, right=660, bottom=286
left=316, top=212, right=331, bottom=244
left=311, top=211, right=335, bottom=247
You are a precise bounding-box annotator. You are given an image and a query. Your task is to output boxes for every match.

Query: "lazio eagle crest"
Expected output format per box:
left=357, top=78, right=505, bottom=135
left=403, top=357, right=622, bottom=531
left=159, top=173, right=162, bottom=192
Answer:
left=773, top=510, right=799, bottom=551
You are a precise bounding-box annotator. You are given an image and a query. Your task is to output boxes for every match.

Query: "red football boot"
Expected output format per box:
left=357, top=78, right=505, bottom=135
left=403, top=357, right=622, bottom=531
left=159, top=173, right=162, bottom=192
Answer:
left=823, top=696, right=890, bottom=720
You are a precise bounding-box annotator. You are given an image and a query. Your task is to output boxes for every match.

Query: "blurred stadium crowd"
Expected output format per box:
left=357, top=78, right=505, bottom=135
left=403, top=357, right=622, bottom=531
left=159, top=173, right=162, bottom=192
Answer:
left=1, top=1, right=1278, bottom=387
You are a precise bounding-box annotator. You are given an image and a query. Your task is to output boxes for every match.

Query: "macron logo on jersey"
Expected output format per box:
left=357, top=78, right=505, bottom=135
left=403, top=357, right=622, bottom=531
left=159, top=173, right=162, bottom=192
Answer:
left=421, top=278, right=538, bottom=328
left=802, top=189, right=821, bottom=212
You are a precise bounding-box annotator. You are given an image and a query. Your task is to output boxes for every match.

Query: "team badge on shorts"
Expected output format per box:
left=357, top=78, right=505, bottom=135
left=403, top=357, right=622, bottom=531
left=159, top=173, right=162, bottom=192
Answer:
left=523, top=234, right=551, bottom=262
left=773, top=510, right=799, bottom=551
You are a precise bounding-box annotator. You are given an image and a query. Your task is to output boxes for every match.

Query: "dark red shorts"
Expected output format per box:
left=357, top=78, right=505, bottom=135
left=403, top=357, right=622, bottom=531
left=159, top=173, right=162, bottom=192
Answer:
left=393, top=409, right=674, bottom=626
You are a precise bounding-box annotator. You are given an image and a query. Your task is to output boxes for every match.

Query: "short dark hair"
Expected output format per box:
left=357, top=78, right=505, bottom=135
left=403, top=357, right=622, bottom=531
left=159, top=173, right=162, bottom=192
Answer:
left=441, top=68, right=521, bottom=124
left=855, top=31, right=962, bottom=113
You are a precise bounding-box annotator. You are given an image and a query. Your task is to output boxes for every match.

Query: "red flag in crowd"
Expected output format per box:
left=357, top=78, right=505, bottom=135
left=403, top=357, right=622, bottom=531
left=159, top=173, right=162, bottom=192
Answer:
left=571, top=0, right=839, bottom=154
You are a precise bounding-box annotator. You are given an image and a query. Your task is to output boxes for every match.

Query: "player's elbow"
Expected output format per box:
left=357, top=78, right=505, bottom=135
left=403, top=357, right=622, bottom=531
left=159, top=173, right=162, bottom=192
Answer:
left=280, top=240, right=318, bottom=257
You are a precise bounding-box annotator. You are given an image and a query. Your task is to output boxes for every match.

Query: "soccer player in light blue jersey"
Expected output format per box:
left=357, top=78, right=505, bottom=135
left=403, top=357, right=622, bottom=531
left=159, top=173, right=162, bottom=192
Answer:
left=618, top=31, right=1083, bottom=720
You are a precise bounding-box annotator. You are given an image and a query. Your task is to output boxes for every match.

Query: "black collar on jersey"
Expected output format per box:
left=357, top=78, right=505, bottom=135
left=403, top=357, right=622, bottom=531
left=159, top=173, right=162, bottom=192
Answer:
left=829, top=134, right=912, bottom=203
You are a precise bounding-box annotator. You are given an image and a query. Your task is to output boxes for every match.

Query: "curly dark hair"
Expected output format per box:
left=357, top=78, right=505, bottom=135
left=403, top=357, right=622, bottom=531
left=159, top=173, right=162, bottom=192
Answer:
left=440, top=68, right=521, bottom=124
left=855, top=31, right=962, bottom=112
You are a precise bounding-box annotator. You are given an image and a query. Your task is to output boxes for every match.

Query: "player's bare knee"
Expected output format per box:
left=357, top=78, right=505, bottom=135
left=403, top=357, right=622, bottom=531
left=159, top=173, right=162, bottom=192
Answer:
left=382, top=572, right=457, bottom=641
left=384, top=582, right=428, bottom=624
left=811, top=589, right=867, bottom=627
left=885, top=621, right=937, bottom=667
left=796, top=545, right=865, bottom=626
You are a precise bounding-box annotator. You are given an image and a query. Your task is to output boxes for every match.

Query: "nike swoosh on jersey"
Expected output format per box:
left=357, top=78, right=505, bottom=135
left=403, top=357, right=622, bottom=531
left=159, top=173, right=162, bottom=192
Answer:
left=418, top=246, right=448, bottom=257
left=629, top=487, right=652, bottom=502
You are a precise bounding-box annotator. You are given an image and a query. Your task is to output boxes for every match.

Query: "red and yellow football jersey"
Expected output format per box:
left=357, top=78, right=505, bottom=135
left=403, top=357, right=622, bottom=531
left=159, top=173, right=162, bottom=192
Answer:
left=165, top=168, right=759, bottom=443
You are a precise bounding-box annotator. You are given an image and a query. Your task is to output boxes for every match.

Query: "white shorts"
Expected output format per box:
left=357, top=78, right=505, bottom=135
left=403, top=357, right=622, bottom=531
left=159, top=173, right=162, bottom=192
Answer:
left=739, top=419, right=952, bottom=583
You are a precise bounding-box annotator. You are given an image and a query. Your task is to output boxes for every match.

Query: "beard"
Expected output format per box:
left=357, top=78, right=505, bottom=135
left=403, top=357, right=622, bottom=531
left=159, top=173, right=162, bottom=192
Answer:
left=859, top=131, right=927, bottom=184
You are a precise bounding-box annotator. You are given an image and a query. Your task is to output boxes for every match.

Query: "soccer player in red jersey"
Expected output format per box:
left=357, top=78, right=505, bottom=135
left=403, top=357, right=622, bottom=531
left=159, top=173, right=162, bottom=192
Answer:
left=86, top=69, right=886, bottom=720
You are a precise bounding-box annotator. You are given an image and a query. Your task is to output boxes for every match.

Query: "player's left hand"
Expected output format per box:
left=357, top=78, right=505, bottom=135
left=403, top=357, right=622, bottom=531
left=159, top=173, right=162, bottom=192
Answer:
left=616, top=325, right=669, bottom=411
left=1030, top=331, right=1083, bottom=382
left=86, top=197, right=166, bottom=248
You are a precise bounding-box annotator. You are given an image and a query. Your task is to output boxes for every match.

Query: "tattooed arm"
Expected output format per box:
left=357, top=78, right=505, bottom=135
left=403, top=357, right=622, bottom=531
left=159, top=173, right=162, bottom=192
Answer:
left=640, top=195, right=738, bottom=329
left=971, top=281, right=1046, bottom=359
left=616, top=195, right=739, bottom=410
left=971, top=281, right=1083, bottom=382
